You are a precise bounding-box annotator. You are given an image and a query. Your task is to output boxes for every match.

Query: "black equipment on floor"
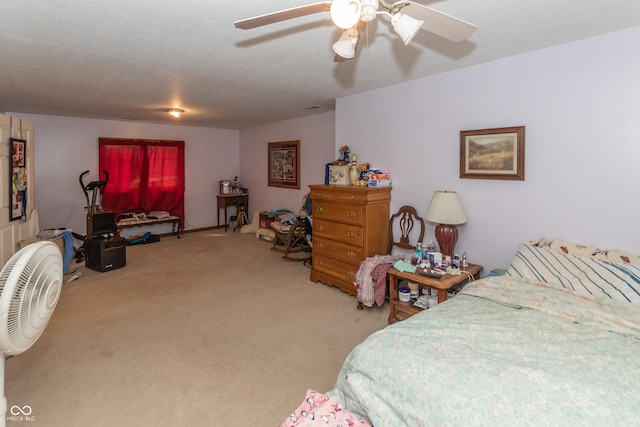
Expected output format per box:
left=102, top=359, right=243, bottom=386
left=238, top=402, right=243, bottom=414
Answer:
left=79, top=170, right=126, bottom=272
left=85, top=238, right=127, bottom=272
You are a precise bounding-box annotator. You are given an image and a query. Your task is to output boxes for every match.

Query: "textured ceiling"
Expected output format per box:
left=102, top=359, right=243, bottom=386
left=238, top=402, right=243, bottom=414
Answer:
left=1, top=0, right=639, bottom=129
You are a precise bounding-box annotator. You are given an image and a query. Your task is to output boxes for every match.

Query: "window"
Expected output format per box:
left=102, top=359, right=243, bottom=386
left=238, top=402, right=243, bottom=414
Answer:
left=98, top=138, right=185, bottom=228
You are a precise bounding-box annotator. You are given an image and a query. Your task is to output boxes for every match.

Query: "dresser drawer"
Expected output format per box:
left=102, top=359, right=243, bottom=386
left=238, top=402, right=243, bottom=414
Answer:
left=314, top=219, right=364, bottom=247
left=313, top=201, right=363, bottom=226
left=391, top=301, right=422, bottom=322
left=313, top=237, right=363, bottom=265
left=310, top=185, right=391, bottom=204
left=313, top=253, right=358, bottom=287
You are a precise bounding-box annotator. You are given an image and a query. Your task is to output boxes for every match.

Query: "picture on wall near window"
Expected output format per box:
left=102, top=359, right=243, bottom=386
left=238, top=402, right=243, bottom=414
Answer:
left=268, top=140, right=300, bottom=189
left=9, top=138, right=28, bottom=221
left=460, top=126, right=525, bottom=180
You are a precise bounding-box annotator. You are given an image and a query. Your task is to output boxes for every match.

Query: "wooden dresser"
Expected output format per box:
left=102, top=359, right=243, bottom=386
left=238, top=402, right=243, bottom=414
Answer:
left=309, top=184, right=391, bottom=295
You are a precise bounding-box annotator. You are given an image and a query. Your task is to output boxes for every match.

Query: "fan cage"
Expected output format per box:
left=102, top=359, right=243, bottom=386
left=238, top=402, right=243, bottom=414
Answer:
left=0, top=241, right=63, bottom=355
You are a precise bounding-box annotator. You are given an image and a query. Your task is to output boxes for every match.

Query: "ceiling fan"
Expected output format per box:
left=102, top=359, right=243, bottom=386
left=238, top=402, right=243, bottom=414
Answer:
left=234, top=0, right=477, bottom=59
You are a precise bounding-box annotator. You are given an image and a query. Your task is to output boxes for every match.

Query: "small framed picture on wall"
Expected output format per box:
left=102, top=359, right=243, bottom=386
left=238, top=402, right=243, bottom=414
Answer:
left=9, top=138, right=28, bottom=221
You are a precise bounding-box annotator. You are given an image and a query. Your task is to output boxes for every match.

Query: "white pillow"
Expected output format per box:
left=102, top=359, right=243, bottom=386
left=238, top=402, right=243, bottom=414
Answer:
left=506, top=243, right=640, bottom=302
left=530, top=238, right=640, bottom=266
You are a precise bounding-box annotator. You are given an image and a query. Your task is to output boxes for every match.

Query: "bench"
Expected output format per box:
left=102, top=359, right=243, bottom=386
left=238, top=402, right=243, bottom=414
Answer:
left=116, top=216, right=181, bottom=238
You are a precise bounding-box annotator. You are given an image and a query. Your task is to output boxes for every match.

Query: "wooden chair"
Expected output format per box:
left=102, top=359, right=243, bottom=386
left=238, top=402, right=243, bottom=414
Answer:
left=271, top=193, right=312, bottom=262
left=388, top=205, right=425, bottom=255
left=356, top=205, right=425, bottom=309
left=272, top=220, right=312, bottom=262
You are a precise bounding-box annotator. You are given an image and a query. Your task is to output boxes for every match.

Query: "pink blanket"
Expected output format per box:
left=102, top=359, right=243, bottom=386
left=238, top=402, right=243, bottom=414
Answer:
left=281, top=390, right=371, bottom=427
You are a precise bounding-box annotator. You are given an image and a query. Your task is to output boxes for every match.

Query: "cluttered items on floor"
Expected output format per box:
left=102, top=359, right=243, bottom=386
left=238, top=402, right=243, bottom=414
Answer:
left=125, top=232, right=160, bottom=245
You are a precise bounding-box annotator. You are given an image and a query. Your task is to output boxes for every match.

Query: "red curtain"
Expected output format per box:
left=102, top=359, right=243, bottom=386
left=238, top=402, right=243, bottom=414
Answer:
left=99, top=138, right=185, bottom=229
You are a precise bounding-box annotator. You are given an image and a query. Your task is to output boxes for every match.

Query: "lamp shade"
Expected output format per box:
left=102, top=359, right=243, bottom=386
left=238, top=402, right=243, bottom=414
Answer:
left=425, top=191, right=467, bottom=226
left=333, top=28, right=359, bottom=59
left=391, top=13, right=424, bottom=45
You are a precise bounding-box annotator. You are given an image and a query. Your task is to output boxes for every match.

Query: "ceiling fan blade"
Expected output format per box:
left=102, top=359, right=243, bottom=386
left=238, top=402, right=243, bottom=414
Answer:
left=402, top=1, right=477, bottom=42
left=234, top=2, right=333, bottom=30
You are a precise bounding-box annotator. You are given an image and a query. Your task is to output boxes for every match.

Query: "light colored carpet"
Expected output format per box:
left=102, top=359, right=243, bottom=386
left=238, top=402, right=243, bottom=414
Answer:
left=5, top=230, right=388, bottom=426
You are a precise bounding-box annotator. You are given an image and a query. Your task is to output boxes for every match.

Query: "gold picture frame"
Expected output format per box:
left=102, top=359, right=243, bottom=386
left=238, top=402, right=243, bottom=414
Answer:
left=460, top=126, right=525, bottom=180
left=268, top=140, right=300, bottom=189
left=219, top=180, right=231, bottom=195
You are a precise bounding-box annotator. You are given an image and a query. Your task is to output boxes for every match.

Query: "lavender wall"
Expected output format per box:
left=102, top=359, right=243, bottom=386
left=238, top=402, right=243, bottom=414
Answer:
left=336, top=26, right=640, bottom=271
left=11, top=26, right=640, bottom=273
left=239, top=111, right=335, bottom=217
left=13, top=114, right=239, bottom=234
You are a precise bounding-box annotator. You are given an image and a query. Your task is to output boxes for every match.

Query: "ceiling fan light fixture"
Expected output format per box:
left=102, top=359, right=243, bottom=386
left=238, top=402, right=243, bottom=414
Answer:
left=333, top=28, right=359, bottom=59
left=359, top=0, right=379, bottom=23
left=391, top=13, right=424, bottom=45
left=167, top=108, right=184, bottom=118
left=330, top=0, right=362, bottom=29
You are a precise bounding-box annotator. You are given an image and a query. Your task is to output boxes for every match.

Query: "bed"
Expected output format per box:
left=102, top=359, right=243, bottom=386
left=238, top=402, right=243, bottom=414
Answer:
left=281, top=238, right=640, bottom=426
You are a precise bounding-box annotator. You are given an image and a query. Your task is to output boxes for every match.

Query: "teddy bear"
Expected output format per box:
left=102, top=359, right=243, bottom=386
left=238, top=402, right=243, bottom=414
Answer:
left=357, top=162, right=370, bottom=185
left=333, top=145, right=350, bottom=165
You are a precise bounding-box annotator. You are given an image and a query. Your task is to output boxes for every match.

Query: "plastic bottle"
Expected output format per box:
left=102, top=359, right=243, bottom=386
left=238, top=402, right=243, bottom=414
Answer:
left=416, top=242, right=423, bottom=261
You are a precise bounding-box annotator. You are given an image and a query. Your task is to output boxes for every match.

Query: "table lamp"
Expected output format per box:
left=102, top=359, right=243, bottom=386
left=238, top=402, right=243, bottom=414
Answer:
left=425, top=190, right=467, bottom=260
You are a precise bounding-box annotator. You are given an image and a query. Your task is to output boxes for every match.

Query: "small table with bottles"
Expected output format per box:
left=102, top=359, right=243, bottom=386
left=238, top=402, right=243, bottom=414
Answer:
left=387, top=263, right=483, bottom=324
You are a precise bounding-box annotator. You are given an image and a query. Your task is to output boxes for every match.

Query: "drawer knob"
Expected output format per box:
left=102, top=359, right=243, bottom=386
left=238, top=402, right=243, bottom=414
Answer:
left=316, top=243, right=325, bottom=249
left=317, top=225, right=325, bottom=232
left=347, top=211, right=356, bottom=218
left=348, top=271, right=355, bottom=278
left=318, top=260, right=324, bottom=267
left=347, top=251, right=356, bottom=258
left=349, top=194, right=355, bottom=200
left=347, top=231, right=357, bottom=238
left=316, top=191, right=324, bottom=197
left=316, top=207, right=325, bottom=214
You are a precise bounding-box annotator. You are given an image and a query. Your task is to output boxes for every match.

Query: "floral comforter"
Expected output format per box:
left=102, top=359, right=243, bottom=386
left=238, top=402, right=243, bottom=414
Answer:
left=327, top=276, right=640, bottom=426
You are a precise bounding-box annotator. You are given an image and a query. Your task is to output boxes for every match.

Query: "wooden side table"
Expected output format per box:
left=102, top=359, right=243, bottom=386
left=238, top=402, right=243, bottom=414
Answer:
left=387, top=263, right=483, bottom=324
left=217, top=193, right=248, bottom=231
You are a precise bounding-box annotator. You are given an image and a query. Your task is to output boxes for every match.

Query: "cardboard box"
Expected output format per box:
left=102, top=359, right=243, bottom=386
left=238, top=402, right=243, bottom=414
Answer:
left=18, top=235, right=64, bottom=254
left=328, top=165, right=351, bottom=185
left=369, top=172, right=391, bottom=180
left=368, top=179, right=393, bottom=187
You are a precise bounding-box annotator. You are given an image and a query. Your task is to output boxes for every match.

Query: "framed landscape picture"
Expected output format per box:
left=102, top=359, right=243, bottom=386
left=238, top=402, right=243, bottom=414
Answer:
left=268, top=140, right=300, bottom=189
left=460, top=126, right=525, bottom=180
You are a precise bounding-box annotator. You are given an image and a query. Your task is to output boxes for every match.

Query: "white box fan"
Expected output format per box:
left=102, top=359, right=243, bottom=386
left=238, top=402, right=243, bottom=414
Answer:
left=0, top=241, right=63, bottom=427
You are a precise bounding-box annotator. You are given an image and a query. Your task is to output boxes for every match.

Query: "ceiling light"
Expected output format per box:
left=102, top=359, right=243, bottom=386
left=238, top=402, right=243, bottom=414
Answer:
left=330, top=0, right=362, bottom=29
left=333, top=28, right=359, bottom=59
left=167, top=108, right=184, bottom=118
left=359, top=0, right=379, bottom=23
left=391, top=13, right=424, bottom=45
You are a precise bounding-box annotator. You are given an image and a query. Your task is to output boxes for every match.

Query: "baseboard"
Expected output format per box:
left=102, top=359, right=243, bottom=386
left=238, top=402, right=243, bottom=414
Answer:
left=158, top=225, right=224, bottom=237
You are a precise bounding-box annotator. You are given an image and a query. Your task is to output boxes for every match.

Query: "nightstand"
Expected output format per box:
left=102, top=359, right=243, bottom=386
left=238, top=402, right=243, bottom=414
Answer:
left=387, top=263, right=483, bottom=324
